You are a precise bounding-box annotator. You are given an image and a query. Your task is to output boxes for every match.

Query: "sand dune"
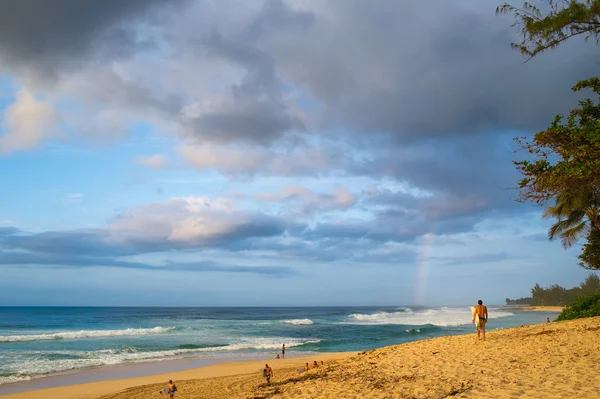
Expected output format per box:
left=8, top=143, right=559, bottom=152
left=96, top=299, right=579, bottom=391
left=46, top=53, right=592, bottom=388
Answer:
left=5, top=317, right=600, bottom=399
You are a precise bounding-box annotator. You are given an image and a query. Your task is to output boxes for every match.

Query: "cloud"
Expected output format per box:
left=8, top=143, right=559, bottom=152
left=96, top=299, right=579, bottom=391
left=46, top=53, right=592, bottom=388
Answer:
left=0, top=88, right=55, bottom=154
left=0, top=250, right=291, bottom=275
left=177, top=1, right=313, bottom=144
left=0, top=0, right=186, bottom=81
left=135, top=154, right=169, bottom=169
left=66, top=193, right=85, bottom=203
left=0, top=0, right=589, bottom=262
left=179, top=141, right=334, bottom=176
left=265, top=0, right=594, bottom=137
left=431, top=251, right=514, bottom=266
left=0, top=196, right=287, bottom=256
left=256, top=186, right=356, bottom=215
left=105, top=196, right=287, bottom=249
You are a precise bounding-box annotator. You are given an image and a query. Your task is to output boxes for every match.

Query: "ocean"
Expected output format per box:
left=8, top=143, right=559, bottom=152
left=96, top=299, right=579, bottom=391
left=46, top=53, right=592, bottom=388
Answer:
left=0, top=306, right=556, bottom=386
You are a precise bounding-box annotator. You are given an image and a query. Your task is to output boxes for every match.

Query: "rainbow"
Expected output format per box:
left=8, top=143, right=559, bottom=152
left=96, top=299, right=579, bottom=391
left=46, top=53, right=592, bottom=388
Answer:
left=413, top=233, right=433, bottom=305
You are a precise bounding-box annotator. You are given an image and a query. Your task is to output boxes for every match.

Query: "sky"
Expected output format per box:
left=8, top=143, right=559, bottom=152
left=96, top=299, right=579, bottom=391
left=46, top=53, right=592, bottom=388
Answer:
left=0, top=0, right=597, bottom=306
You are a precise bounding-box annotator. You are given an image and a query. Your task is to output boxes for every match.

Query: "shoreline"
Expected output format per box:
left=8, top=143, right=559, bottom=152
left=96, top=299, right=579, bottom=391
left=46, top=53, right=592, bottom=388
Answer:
left=0, top=352, right=354, bottom=399
left=4, top=317, right=598, bottom=399
left=502, top=305, right=565, bottom=312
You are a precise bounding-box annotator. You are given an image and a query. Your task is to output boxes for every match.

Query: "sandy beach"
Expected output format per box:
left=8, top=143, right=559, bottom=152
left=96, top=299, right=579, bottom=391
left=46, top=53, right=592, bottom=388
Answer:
left=4, top=316, right=599, bottom=399
left=1, top=353, right=353, bottom=399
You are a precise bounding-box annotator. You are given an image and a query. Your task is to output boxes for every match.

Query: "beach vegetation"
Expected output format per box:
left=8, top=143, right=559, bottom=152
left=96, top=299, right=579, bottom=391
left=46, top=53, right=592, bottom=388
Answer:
left=499, top=1, right=600, bottom=269
left=529, top=272, right=600, bottom=305
left=543, top=185, right=600, bottom=249
left=515, top=80, right=600, bottom=269
left=556, top=289, right=600, bottom=320
left=505, top=297, right=532, bottom=305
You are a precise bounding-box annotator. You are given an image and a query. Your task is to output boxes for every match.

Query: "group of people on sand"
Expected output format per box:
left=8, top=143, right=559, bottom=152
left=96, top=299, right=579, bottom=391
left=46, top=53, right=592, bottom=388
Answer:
left=163, top=302, right=552, bottom=395
left=276, top=343, right=285, bottom=359
left=304, top=360, right=323, bottom=371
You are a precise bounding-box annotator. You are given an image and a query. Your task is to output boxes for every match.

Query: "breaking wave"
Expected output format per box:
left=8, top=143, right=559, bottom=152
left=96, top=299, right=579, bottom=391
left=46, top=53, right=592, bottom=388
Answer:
left=0, top=327, right=176, bottom=343
left=347, top=307, right=514, bottom=327
left=0, top=337, right=321, bottom=384
left=282, top=319, right=314, bottom=325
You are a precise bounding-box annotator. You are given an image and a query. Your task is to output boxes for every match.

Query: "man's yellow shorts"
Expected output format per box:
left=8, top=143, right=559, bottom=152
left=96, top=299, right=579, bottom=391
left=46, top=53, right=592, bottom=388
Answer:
left=476, top=319, right=486, bottom=330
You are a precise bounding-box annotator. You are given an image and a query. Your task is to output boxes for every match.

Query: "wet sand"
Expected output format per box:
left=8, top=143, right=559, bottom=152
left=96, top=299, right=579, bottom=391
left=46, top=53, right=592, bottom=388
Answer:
left=1, top=353, right=352, bottom=399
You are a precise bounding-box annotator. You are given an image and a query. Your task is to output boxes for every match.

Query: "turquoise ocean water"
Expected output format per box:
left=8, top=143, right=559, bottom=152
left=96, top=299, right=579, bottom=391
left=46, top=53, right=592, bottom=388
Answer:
left=0, top=306, right=556, bottom=385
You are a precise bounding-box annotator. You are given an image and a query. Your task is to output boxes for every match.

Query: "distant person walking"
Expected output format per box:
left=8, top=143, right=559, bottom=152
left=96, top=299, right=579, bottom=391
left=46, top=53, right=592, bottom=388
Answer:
left=281, top=343, right=285, bottom=359
left=472, top=300, right=488, bottom=341
left=264, top=364, right=273, bottom=384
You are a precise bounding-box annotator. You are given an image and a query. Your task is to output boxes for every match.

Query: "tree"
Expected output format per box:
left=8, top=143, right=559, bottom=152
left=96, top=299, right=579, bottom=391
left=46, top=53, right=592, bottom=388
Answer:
left=579, top=227, right=600, bottom=269
left=499, top=1, right=600, bottom=268
left=496, top=0, right=600, bottom=60
left=543, top=187, right=600, bottom=248
left=513, top=78, right=600, bottom=208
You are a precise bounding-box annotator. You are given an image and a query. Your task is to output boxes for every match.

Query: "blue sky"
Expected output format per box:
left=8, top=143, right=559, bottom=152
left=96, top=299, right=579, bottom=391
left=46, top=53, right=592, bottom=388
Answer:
left=0, top=0, right=597, bottom=306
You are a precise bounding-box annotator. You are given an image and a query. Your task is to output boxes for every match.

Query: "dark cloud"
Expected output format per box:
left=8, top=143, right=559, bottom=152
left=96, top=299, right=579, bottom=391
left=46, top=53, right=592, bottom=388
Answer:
left=182, top=1, right=312, bottom=144
left=0, top=227, right=19, bottom=237
left=262, top=0, right=596, bottom=137
left=0, top=0, right=186, bottom=79
left=0, top=250, right=291, bottom=275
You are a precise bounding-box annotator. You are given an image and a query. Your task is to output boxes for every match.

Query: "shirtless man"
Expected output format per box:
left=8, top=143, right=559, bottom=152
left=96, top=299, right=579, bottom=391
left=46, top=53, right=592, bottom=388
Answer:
left=264, top=364, right=273, bottom=384
left=168, top=380, right=177, bottom=399
left=281, top=343, right=285, bottom=359
left=472, top=300, right=488, bottom=341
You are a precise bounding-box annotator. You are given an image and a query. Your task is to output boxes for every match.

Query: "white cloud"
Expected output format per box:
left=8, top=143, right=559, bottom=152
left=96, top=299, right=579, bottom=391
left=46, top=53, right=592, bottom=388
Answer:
left=0, top=88, right=55, bottom=154
left=179, top=142, right=332, bottom=176
left=255, top=186, right=356, bottom=215
left=105, top=196, right=284, bottom=246
left=66, top=193, right=84, bottom=203
left=135, top=154, right=169, bottom=169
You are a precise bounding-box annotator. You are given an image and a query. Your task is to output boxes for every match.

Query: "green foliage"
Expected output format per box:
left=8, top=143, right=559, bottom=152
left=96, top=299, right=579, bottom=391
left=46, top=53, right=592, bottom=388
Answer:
left=579, top=227, right=600, bottom=269
left=556, top=289, right=600, bottom=320
left=513, top=79, right=600, bottom=208
left=543, top=188, right=600, bottom=250
left=505, top=297, right=532, bottom=304
left=513, top=79, right=600, bottom=267
left=530, top=273, right=600, bottom=305
left=497, top=1, right=600, bottom=60
left=498, top=1, right=600, bottom=269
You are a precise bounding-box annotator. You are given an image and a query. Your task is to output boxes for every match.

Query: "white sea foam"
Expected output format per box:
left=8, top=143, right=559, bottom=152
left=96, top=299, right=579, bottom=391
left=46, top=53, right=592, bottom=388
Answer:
left=0, top=375, right=32, bottom=385
left=282, top=319, right=314, bottom=325
left=0, top=327, right=176, bottom=343
left=0, top=337, right=321, bottom=384
left=347, top=307, right=514, bottom=327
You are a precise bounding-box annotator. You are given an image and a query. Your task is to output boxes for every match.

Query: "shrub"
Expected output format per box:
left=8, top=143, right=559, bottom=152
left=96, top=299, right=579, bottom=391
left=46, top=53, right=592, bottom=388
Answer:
left=556, top=290, right=600, bottom=321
